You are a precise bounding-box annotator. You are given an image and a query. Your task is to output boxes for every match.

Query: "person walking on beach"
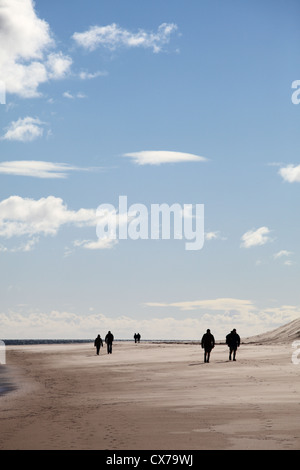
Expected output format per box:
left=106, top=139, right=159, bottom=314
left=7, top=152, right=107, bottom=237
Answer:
left=201, top=329, right=215, bottom=363
left=226, top=328, right=240, bottom=361
left=105, top=330, right=114, bottom=354
left=94, top=334, right=103, bottom=355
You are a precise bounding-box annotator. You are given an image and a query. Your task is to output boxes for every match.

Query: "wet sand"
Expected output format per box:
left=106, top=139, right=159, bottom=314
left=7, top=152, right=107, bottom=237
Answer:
left=0, top=341, right=299, bottom=450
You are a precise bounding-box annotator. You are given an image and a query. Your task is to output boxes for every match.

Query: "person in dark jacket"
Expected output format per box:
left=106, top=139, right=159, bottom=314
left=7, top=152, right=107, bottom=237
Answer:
left=201, top=329, right=215, bottom=363
left=226, top=329, right=240, bottom=361
left=105, top=330, right=114, bottom=354
left=94, top=334, right=103, bottom=355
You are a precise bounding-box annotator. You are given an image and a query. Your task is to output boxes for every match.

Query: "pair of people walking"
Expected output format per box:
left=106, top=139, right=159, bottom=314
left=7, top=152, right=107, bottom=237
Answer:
left=94, top=330, right=114, bottom=355
left=201, top=328, right=240, bottom=363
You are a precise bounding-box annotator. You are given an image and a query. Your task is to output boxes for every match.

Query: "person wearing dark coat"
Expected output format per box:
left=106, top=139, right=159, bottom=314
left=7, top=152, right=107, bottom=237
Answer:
left=105, top=331, right=114, bottom=354
left=226, top=329, right=240, bottom=361
left=94, top=334, right=103, bottom=355
left=201, top=329, right=215, bottom=363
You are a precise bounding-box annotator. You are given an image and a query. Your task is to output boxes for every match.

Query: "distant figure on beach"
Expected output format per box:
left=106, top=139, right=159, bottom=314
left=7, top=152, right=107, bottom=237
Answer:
left=94, top=334, right=103, bottom=355
left=201, top=329, right=215, bottom=363
left=134, top=333, right=141, bottom=343
left=226, top=328, right=240, bottom=361
left=105, top=331, right=114, bottom=354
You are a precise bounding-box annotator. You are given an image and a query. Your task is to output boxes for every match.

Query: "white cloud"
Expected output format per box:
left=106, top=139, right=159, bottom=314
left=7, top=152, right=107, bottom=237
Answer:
left=72, top=22, right=178, bottom=53
left=1, top=300, right=299, bottom=340
left=273, top=250, right=294, bottom=266
left=46, top=52, right=72, bottom=80
left=0, top=195, right=122, bottom=252
left=62, top=91, right=73, bottom=99
left=146, top=298, right=255, bottom=313
left=73, top=238, right=117, bottom=250
left=0, top=161, right=94, bottom=178
left=0, top=0, right=72, bottom=98
left=63, top=91, right=87, bottom=100
left=0, top=195, right=96, bottom=238
left=273, top=250, right=293, bottom=259
left=240, top=226, right=272, bottom=248
left=79, top=70, right=108, bottom=80
left=123, top=150, right=207, bottom=165
left=1, top=117, right=45, bottom=142
left=278, top=164, right=300, bottom=183
left=6, top=236, right=40, bottom=253
left=205, top=231, right=226, bottom=241
left=144, top=298, right=300, bottom=339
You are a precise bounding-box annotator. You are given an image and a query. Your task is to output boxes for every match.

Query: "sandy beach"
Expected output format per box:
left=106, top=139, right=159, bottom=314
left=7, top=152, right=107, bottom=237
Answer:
left=0, top=340, right=299, bottom=450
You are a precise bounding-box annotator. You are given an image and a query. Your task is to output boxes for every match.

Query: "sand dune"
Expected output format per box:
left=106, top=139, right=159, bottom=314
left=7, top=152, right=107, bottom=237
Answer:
left=243, top=317, right=300, bottom=344
left=0, top=321, right=299, bottom=450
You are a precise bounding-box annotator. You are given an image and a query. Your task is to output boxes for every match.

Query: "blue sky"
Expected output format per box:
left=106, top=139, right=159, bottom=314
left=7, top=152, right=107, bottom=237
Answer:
left=0, top=0, right=300, bottom=340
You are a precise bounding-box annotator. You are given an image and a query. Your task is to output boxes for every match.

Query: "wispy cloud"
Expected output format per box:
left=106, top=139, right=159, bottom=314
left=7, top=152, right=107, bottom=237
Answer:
left=205, top=231, right=226, bottom=241
left=0, top=160, right=97, bottom=178
left=278, top=164, right=300, bottom=183
left=0, top=0, right=72, bottom=98
left=1, top=117, right=45, bottom=142
left=273, top=250, right=294, bottom=266
left=62, top=91, right=87, bottom=100
left=240, top=226, right=272, bottom=248
left=79, top=70, right=108, bottom=80
left=123, top=150, right=208, bottom=165
left=146, top=298, right=254, bottom=312
left=73, top=238, right=117, bottom=250
left=273, top=250, right=293, bottom=259
left=72, top=22, right=178, bottom=53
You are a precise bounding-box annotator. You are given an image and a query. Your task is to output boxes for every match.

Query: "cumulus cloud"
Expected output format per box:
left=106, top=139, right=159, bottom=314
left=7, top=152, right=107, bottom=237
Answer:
left=46, top=52, right=72, bottom=80
left=0, top=195, right=96, bottom=238
left=123, top=150, right=207, bottom=165
left=278, top=164, right=300, bottom=183
left=1, top=301, right=299, bottom=340
left=240, top=226, right=272, bottom=248
left=144, top=298, right=300, bottom=339
left=0, top=195, right=121, bottom=252
left=0, top=161, right=95, bottom=178
left=72, top=22, right=178, bottom=53
left=1, top=117, right=45, bottom=142
left=0, top=0, right=72, bottom=98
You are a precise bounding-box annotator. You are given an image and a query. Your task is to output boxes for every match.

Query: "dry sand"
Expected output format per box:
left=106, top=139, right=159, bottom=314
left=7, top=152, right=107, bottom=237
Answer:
left=0, top=340, right=299, bottom=450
